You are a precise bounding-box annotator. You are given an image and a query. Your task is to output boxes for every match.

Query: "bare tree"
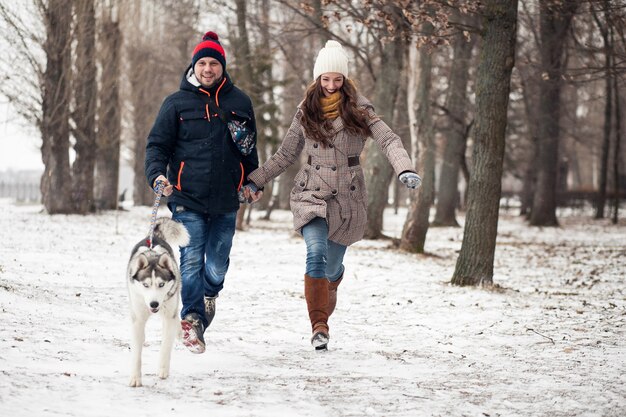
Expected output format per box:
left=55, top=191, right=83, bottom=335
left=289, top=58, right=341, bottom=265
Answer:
left=399, top=27, right=435, bottom=253
left=0, top=2, right=42, bottom=128
left=529, top=0, right=579, bottom=226
left=363, top=4, right=406, bottom=239
left=432, top=15, right=476, bottom=227
left=518, top=66, right=540, bottom=217
left=41, top=0, right=73, bottom=214
left=94, top=5, right=122, bottom=210
left=390, top=57, right=411, bottom=213
left=593, top=0, right=613, bottom=219
left=128, top=38, right=159, bottom=207
left=72, top=0, right=97, bottom=214
left=451, top=0, right=518, bottom=286
left=125, top=1, right=159, bottom=207
left=2, top=1, right=98, bottom=214
left=612, top=71, right=621, bottom=224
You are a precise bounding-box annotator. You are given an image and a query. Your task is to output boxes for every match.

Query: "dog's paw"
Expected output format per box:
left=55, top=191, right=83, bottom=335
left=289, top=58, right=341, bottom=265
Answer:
left=128, top=375, right=143, bottom=387
left=158, top=367, right=169, bottom=379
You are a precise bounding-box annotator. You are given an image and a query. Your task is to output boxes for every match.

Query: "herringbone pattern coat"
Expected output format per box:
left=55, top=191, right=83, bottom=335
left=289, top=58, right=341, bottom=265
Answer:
left=248, top=96, right=415, bottom=246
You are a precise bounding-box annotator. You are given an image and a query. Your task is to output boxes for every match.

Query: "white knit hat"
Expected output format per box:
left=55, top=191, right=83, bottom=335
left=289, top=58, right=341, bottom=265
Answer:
left=313, top=40, right=349, bottom=80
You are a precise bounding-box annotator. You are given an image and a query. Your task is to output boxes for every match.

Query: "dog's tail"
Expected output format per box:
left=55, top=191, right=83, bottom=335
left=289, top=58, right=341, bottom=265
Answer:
left=153, top=218, right=190, bottom=248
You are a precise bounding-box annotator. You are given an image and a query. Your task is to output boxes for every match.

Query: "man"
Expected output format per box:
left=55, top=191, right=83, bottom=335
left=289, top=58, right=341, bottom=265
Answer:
left=145, top=31, right=259, bottom=354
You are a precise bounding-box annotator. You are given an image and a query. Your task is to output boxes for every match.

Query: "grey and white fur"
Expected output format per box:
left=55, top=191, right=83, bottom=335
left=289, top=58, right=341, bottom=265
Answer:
left=126, top=218, right=189, bottom=387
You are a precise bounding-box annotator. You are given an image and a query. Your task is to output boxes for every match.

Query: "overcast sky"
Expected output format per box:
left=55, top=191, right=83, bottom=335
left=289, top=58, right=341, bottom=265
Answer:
left=1, top=100, right=42, bottom=171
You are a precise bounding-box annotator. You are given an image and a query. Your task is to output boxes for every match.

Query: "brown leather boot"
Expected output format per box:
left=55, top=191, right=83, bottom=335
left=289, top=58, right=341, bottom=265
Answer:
left=327, top=274, right=343, bottom=318
left=304, top=274, right=329, bottom=350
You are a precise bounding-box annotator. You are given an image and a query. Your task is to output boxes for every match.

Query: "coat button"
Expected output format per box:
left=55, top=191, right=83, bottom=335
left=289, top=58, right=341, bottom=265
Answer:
left=313, top=143, right=318, bottom=148
left=329, top=144, right=334, bottom=148
left=315, top=187, right=320, bottom=191
left=350, top=185, right=356, bottom=191
left=331, top=166, right=337, bottom=171
left=316, top=165, right=320, bottom=170
left=331, top=189, right=338, bottom=195
left=300, top=182, right=305, bottom=186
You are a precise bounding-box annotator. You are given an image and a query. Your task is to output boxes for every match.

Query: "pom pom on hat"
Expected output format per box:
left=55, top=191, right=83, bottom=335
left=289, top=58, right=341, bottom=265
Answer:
left=203, top=31, right=219, bottom=41
left=192, top=31, right=226, bottom=70
left=313, top=40, right=349, bottom=80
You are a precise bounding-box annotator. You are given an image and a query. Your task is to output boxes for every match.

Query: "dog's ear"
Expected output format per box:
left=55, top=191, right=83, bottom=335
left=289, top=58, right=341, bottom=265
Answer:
left=129, top=253, right=150, bottom=278
left=157, top=254, right=174, bottom=271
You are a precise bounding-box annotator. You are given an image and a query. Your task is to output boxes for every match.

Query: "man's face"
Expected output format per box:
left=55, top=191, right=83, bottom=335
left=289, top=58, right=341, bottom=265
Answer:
left=194, top=57, right=223, bottom=88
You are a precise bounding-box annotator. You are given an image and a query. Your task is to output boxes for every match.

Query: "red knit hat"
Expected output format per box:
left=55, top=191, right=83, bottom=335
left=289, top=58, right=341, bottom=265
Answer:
left=191, top=31, right=226, bottom=70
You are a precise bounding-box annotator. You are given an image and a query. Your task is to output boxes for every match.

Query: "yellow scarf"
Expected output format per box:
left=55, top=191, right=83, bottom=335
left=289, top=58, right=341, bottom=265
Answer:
left=320, top=92, right=342, bottom=120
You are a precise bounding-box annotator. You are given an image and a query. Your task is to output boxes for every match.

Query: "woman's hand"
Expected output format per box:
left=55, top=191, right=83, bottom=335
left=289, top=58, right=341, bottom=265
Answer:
left=399, top=172, right=422, bottom=189
left=242, top=183, right=263, bottom=203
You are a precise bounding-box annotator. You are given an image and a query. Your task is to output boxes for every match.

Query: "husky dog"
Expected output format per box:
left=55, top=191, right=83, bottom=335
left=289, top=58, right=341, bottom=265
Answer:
left=127, top=218, right=189, bottom=387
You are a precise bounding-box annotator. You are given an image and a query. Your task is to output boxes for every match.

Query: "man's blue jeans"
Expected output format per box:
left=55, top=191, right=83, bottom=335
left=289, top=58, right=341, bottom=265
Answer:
left=301, top=217, right=347, bottom=282
left=172, top=206, right=237, bottom=326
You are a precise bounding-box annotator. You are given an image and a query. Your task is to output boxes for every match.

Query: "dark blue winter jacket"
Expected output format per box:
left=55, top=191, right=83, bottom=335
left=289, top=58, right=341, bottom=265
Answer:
left=145, top=67, right=258, bottom=214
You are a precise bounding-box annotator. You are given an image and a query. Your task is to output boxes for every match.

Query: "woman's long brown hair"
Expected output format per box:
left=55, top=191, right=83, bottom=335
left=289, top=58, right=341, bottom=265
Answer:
left=300, top=77, right=372, bottom=146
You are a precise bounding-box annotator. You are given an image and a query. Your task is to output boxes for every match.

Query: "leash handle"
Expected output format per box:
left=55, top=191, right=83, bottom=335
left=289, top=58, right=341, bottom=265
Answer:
left=147, top=180, right=165, bottom=248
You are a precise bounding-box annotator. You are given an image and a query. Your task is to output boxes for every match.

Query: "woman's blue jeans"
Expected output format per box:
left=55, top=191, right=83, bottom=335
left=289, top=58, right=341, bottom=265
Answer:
left=301, top=217, right=347, bottom=282
left=172, top=206, right=237, bottom=326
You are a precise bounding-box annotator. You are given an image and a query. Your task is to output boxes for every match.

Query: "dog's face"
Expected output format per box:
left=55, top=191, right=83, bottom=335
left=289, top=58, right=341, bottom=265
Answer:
left=128, top=248, right=178, bottom=314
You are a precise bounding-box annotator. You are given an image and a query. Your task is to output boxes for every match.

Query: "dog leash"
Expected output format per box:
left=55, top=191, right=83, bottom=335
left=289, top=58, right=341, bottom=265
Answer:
left=147, top=180, right=165, bottom=248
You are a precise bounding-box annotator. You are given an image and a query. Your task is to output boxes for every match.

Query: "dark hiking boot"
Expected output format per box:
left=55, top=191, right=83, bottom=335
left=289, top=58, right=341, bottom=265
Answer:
left=204, top=296, right=217, bottom=328
left=181, top=313, right=205, bottom=354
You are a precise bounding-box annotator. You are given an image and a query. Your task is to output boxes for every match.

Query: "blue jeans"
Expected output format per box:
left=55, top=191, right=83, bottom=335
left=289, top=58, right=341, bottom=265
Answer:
left=301, top=217, right=347, bottom=281
left=172, top=206, right=237, bottom=326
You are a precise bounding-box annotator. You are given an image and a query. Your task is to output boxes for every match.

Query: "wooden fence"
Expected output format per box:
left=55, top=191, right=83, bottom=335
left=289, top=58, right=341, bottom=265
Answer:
left=0, top=181, right=40, bottom=203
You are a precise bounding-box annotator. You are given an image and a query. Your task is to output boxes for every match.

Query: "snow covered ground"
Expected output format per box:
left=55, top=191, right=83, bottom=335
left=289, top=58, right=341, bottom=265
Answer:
left=0, top=198, right=624, bottom=417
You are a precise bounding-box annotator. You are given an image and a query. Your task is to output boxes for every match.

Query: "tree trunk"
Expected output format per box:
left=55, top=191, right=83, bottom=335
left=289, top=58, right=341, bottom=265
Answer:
left=400, top=31, right=434, bottom=253
left=131, top=56, right=157, bottom=208
left=433, top=25, right=476, bottom=227
left=594, top=1, right=612, bottom=219
left=72, top=0, right=97, bottom=214
left=127, top=3, right=155, bottom=207
left=612, top=68, right=621, bottom=224
left=519, top=74, right=539, bottom=218
left=130, top=40, right=162, bottom=206
left=364, top=13, right=405, bottom=239
left=451, top=0, right=518, bottom=286
left=392, top=64, right=410, bottom=211
left=94, top=15, right=122, bottom=210
left=529, top=0, right=578, bottom=226
left=41, top=0, right=73, bottom=214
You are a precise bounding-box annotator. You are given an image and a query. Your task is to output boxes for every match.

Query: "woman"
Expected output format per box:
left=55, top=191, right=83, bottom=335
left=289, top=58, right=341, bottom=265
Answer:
left=244, top=40, right=421, bottom=350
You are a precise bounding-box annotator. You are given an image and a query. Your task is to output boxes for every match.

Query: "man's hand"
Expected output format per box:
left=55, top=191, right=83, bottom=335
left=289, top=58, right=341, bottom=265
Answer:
left=242, top=183, right=263, bottom=203
left=154, top=175, right=174, bottom=196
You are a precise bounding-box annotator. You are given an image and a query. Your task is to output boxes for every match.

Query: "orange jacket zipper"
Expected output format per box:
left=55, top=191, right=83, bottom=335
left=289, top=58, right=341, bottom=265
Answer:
left=175, top=161, right=185, bottom=191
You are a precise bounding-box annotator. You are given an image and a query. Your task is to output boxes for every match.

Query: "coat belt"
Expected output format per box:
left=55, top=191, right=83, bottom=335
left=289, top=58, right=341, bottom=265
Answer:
left=307, top=155, right=360, bottom=167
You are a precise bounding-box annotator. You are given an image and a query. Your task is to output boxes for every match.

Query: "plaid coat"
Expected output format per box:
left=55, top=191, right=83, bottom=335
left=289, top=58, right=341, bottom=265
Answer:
left=248, top=95, right=415, bottom=246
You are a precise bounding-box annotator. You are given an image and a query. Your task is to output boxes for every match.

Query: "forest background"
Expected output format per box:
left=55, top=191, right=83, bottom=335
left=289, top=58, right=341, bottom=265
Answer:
left=0, top=2, right=625, bottom=415
left=0, top=0, right=624, bottom=291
